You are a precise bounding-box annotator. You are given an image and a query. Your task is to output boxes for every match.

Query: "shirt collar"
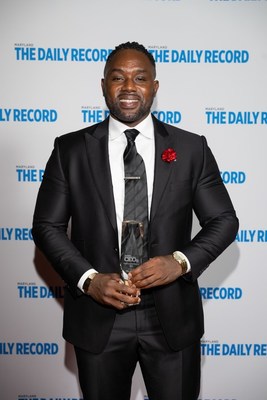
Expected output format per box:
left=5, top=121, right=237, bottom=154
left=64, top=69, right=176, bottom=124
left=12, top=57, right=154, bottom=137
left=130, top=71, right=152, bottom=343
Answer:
left=108, top=114, right=154, bottom=141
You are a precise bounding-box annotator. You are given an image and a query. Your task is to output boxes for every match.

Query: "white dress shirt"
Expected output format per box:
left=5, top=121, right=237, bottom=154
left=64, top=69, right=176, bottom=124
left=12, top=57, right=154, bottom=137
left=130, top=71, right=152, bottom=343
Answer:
left=108, top=114, right=155, bottom=249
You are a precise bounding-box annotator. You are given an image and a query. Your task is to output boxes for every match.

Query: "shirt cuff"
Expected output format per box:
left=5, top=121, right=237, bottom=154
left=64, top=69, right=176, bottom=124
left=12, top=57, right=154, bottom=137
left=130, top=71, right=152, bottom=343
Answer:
left=77, top=269, right=98, bottom=293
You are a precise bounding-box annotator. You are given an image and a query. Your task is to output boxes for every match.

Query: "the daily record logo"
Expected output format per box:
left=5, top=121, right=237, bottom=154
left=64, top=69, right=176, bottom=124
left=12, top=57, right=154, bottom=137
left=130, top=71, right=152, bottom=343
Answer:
left=0, top=228, right=32, bottom=241
left=200, top=287, right=242, bottom=300
left=17, top=165, right=246, bottom=186
left=16, top=164, right=246, bottom=185
left=14, top=44, right=249, bottom=64
left=18, top=398, right=83, bottom=400
left=81, top=107, right=182, bottom=124
left=2, top=227, right=266, bottom=242
left=236, top=229, right=267, bottom=242
left=0, top=108, right=57, bottom=122
left=16, top=166, right=44, bottom=182
left=18, top=397, right=83, bottom=400
left=199, top=398, right=237, bottom=400
left=210, top=0, right=265, bottom=2
left=199, top=399, right=236, bottom=400
left=0, top=342, right=59, bottom=355
left=16, top=283, right=241, bottom=300
left=17, top=284, right=64, bottom=299
left=201, top=341, right=267, bottom=356
left=205, top=108, right=267, bottom=124
left=220, top=171, right=246, bottom=184
left=14, top=44, right=113, bottom=62
left=145, top=0, right=181, bottom=2
left=148, top=48, right=249, bottom=63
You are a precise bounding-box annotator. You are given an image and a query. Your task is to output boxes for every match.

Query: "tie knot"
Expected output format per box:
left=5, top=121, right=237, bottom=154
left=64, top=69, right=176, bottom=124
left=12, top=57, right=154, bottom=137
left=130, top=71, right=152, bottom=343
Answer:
left=124, top=129, right=139, bottom=142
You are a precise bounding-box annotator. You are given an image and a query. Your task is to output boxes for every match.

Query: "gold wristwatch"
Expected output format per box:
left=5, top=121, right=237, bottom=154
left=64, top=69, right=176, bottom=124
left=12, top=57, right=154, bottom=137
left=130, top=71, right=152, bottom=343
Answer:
left=83, top=272, right=98, bottom=294
left=172, top=251, right=188, bottom=276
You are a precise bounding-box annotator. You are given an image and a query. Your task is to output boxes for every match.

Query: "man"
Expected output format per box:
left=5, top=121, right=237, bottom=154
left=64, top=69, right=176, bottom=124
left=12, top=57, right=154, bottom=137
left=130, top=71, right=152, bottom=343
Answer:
left=32, top=42, right=238, bottom=400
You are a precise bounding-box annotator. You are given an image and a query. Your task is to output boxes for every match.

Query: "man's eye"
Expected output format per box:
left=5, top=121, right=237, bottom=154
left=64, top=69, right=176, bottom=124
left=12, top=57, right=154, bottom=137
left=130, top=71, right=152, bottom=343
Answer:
left=136, top=76, right=146, bottom=81
left=112, top=76, right=123, bottom=81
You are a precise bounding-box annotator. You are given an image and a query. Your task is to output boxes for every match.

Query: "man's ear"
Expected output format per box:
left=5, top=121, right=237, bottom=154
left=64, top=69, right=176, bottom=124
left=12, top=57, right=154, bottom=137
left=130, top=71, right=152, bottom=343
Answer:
left=101, top=78, right=105, bottom=96
left=153, top=80, right=159, bottom=97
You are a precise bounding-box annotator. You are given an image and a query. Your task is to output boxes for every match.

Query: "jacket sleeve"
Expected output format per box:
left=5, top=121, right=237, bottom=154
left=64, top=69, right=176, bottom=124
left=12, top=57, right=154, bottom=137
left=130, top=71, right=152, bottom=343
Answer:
left=32, top=137, right=92, bottom=292
left=182, top=136, right=239, bottom=281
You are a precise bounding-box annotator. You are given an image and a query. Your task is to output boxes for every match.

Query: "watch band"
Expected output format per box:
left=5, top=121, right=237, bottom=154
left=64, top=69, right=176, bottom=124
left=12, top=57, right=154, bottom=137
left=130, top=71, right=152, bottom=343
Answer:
left=172, top=251, right=188, bottom=276
left=83, top=272, right=97, bottom=294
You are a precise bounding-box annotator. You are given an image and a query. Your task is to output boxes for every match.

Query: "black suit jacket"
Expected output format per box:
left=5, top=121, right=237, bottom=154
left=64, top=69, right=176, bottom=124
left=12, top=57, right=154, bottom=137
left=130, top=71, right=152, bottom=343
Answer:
left=32, top=115, right=238, bottom=353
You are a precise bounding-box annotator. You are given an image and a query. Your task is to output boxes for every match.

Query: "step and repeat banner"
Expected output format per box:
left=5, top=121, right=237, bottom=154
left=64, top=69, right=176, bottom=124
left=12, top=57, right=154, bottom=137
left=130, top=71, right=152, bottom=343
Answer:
left=1, top=0, right=266, bottom=399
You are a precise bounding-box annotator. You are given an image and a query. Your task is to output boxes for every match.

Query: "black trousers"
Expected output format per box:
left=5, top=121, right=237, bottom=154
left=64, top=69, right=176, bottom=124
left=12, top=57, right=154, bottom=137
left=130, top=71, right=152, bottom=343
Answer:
left=74, top=295, right=200, bottom=400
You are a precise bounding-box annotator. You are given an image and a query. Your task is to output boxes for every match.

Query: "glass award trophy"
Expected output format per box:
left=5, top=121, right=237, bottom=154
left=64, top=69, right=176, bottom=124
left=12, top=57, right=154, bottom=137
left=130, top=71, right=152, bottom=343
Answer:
left=120, top=220, right=144, bottom=280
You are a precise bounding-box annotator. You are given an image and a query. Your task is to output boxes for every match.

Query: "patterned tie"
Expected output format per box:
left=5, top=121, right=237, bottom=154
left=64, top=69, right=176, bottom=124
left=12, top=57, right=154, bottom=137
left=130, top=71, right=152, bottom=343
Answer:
left=121, top=129, right=149, bottom=276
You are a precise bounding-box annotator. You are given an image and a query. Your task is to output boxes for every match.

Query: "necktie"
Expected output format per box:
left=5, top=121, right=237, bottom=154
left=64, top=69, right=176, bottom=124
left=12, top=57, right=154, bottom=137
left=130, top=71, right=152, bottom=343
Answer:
left=121, top=129, right=149, bottom=277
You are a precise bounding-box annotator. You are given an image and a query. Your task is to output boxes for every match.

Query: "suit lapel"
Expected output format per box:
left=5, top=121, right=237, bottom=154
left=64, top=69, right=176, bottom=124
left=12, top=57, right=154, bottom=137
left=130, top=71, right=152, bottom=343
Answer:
left=150, top=116, right=175, bottom=223
left=84, top=119, right=117, bottom=233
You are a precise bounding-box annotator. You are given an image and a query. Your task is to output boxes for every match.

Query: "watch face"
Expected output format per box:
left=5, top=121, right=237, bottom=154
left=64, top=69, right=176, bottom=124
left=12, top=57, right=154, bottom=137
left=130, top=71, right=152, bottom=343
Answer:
left=173, top=251, right=182, bottom=262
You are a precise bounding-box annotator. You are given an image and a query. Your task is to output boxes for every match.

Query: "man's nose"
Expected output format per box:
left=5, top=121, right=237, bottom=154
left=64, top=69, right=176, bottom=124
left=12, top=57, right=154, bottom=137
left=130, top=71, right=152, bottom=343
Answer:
left=122, top=78, right=136, bottom=91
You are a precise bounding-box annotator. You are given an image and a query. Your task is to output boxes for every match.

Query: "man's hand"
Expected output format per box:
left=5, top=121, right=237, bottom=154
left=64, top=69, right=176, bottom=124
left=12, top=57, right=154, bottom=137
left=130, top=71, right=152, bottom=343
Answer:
left=87, top=273, right=141, bottom=310
left=128, top=255, right=183, bottom=289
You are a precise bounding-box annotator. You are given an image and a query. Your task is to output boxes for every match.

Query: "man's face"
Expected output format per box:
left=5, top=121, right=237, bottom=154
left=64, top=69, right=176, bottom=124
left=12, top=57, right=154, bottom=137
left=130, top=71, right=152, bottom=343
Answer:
left=101, top=49, right=159, bottom=127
